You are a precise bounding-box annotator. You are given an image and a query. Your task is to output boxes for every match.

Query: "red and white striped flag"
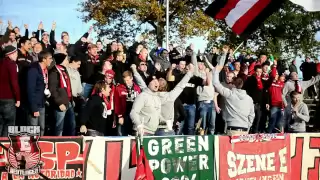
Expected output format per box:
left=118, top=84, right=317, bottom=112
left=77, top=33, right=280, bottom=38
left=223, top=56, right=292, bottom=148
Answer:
left=205, top=0, right=285, bottom=37
left=289, top=0, right=320, bottom=12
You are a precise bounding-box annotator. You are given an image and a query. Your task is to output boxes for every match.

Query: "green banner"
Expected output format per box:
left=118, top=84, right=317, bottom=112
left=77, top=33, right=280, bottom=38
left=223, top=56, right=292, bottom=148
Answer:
left=143, top=135, right=214, bottom=180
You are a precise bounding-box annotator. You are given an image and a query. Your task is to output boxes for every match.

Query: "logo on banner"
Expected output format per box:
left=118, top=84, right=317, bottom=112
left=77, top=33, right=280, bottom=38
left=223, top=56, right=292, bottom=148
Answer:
left=231, top=133, right=285, bottom=143
left=6, top=126, right=43, bottom=176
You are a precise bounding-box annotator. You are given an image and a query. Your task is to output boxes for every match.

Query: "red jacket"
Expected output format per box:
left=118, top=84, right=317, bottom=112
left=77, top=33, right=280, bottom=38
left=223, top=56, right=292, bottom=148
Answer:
left=114, top=83, right=141, bottom=116
left=268, top=81, right=284, bottom=108
left=0, top=57, right=20, bottom=101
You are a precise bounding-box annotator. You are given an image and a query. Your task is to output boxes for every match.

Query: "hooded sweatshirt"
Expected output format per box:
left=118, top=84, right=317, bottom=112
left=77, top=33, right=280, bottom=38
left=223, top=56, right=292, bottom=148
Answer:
left=212, top=68, right=255, bottom=129
left=130, top=88, right=161, bottom=134
left=132, top=68, right=193, bottom=130
left=285, top=102, right=309, bottom=132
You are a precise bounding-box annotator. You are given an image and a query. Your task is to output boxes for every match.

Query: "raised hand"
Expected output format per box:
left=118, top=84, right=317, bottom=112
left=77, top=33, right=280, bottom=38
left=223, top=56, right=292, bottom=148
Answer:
left=88, top=26, right=93, bottom=34
left=38, top=21, right=43, bottom=30
left=8, top=20, right=13, bottom=30
left=24, top=24, right=28, bottom=29
left=52, top=21, right=56, bottom=30
left=130, top=64, right=137, bottom=70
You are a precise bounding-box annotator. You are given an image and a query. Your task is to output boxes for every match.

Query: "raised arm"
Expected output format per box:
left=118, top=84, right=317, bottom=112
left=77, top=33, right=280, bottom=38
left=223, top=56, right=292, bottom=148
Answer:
left=131, top=64, right=147, bottom=90
left=164, top=69, right=193, bottom=102
left=191, top=51, right=200, bottom=76
left=50, top=22, right=57, bottom=49
left=212, top=65, right=232, bottom=98
left=301, top=74, right=320, bottom=89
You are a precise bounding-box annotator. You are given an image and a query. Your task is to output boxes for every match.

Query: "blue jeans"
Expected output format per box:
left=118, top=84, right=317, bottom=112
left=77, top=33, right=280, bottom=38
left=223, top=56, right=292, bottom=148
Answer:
left=155, top=128, right=175, bottom=136
left=0, top=99, right=16, bottom=137
left=183, top=104, right=196, bottom=135
left=198, top=101, right=216, bottom=135
left=267, top=107, right=283, bottom=133
left=54, top=102, right=76, bottom=136
left=82, top=83, right=93, bottom=99
left=28, top=108, right=45, bottom=136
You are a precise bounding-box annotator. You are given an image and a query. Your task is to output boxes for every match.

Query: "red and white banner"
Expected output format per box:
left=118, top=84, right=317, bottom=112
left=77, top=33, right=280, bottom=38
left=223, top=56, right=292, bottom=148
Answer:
left=216, top=135, right=291, bottom=180
left=290, top=133, right=320, bottom=180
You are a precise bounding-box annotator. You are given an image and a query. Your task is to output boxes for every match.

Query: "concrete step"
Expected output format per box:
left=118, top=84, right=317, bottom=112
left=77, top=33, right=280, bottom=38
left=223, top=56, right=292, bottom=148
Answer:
left=304, top=99, right=316, bottom=104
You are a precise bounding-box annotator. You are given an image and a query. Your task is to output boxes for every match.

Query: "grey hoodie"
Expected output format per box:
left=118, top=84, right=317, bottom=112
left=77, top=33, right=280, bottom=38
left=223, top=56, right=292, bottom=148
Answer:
left=212, top=68, right=255, bottom=129
left=282, top=75, right=320, bottom=106
left=130, top=89, right=161, bottom=134
left=285, top=102, right=309, bottom=132
left=132, top=68, right=193, bottom=130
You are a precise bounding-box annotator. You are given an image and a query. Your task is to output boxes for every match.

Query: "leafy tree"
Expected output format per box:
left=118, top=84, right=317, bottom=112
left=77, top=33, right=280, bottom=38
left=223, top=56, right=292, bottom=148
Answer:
left=78, top=0, right=220, bottom=46
left=208, top=1, right=320, bottom=59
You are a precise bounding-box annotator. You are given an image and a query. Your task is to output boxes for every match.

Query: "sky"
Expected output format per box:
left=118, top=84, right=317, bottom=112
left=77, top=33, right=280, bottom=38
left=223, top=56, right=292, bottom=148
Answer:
left=0, top=0, right=208, bottom=52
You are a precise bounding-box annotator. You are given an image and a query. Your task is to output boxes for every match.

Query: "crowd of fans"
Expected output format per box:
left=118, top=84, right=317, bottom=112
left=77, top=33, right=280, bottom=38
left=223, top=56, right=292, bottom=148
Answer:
left=0, top=20, right=319, bottom=137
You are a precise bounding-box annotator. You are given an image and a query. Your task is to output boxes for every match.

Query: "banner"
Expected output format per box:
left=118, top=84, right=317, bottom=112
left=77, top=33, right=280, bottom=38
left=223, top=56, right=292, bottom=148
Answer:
left=0, top=137, right=83, bottom=180
left=83, top=137, right=137, bottom=180
left=217, top=134, right=291, bottom=180
left=290, top=133, right=320, bottom=180
left=143, top=136, right=214, bottom=180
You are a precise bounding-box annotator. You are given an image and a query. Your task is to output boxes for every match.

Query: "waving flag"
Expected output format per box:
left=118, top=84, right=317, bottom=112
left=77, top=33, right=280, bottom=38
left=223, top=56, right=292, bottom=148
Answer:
left=289, top=0, right=320, bottom=11
left=205, top=0, right=285, bottom=37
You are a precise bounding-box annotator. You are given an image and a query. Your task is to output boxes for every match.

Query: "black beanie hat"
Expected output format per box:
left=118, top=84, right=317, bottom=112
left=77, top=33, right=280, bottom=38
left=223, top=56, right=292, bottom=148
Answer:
left=3, top=45, right=17, bottom=56
left=53, top=53, right=67, bottom=65
left=145, top=75, right=157, bottom=86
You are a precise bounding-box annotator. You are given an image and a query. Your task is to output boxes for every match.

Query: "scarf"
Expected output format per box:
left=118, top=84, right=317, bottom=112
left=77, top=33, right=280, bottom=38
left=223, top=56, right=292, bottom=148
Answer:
left=294, top=80, right=302, bottom=93
left=56, top=65, right=72, bottom=99
left=89, top=54, right=100, bottom=64
left=41, top=66, right=48, bottom=89
left=255, top=75, right=263, bottom=90
left=261, top=72, right=269, bottom=81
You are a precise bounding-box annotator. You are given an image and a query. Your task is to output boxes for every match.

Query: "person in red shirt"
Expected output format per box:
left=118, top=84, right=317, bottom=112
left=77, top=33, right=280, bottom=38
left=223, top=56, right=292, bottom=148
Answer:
left=0, top=45, right=20, bottom=136
left=114, top=71, right=141, bottom=136
left=266, top=71, right=285, bottom=133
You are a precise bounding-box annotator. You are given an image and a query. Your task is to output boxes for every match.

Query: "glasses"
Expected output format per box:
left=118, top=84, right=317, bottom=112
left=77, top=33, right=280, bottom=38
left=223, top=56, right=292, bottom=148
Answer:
left=140, top=63, right=147, bottom=66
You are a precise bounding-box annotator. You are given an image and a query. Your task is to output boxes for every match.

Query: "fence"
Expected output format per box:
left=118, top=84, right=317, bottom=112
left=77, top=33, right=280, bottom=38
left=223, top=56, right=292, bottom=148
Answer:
left=0, top=134, right=318, bottom=180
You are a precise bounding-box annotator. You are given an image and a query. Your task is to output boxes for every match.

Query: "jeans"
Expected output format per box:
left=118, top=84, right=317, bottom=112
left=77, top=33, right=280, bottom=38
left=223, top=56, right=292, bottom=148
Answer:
left=155, top=128, right=175, bottom=136
left=28, top=108, right=45, bottom=136
left=0, top=99, right=16, bottom=137
left=267, top=107, right=283, bottom=133
left=183, top=104, right=196, bottom=135
left=117, top=115, right=133, bottom=136
left=87, top=129, right=104, bottom=136
left=198, top=101, right=216, bottom=135
left=54, top=102, right=76, bottom=136
left=250, top=104, right=262, bottom=133
left=82, top=83, right=94, bottom=99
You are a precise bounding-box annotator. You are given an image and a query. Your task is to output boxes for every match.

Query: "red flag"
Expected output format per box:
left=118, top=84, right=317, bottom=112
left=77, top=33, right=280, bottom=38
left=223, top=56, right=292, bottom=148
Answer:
left=134, top=147, right=154, bottom=180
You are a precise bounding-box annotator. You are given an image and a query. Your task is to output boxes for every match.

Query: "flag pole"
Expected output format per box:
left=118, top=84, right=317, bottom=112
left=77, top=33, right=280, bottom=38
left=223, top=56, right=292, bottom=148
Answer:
left=233, top=41, right=244, bottom=54
left=166, top=0, right=170, bottom=49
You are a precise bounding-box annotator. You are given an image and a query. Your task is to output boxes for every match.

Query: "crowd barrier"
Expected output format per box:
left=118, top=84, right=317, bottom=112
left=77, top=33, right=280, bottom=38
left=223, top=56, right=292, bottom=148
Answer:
left=0, top=134, right=318, bottom=180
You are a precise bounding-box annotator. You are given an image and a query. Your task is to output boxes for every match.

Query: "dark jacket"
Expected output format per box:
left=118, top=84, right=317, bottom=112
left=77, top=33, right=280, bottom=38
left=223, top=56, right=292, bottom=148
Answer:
left=79, top=54, right=101, bottom=84
left=17, top=50, right=32, bottom=104
left=48, top=66, right=72, bottom=109
left=289, top=64, right=298, bottom=74
left=80, top=94, right=108, bottom=134
left=27, top=63, right=46, bottom=113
